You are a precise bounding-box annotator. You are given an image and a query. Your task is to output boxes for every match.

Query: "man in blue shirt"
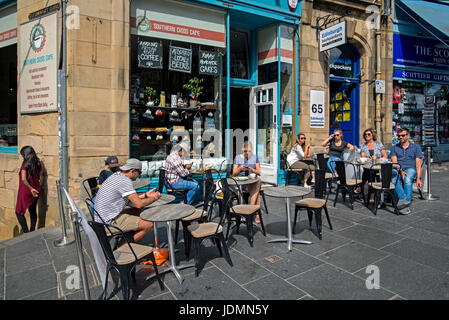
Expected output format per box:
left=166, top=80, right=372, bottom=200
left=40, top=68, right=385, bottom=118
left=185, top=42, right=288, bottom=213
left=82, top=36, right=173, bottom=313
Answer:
left=390, top=128, right=423, bottom=215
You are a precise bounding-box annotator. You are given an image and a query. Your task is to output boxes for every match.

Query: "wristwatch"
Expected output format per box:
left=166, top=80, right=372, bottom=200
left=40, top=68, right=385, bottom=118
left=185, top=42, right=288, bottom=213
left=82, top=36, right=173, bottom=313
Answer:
left=144, top=192, right=148, bottom=198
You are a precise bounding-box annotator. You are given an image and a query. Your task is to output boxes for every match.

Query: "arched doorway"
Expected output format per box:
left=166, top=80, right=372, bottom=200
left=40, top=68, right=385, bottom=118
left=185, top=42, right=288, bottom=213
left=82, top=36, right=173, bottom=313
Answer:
left=329, top=44, right=360, bottom=146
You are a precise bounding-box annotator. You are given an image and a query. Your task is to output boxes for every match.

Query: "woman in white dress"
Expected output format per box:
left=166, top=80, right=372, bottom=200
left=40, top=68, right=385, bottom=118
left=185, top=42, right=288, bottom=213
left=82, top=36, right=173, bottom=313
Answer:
left=286, top=133, right=315, bottom=186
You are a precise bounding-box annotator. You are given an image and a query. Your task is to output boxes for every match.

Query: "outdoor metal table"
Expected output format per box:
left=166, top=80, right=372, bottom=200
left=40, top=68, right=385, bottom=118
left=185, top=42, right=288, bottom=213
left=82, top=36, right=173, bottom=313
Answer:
left=133, top=179, right=152, bottom=190
left=144, top=194, right=176, bottom=208
left=140, top=203, right=195, bottom=284
left=262, top=185, right=313, bottom=251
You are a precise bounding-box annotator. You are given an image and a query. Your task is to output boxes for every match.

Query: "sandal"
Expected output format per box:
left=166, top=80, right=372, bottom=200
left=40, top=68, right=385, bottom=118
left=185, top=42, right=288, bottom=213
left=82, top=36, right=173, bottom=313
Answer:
left=254, top=215, right=261, bottom=224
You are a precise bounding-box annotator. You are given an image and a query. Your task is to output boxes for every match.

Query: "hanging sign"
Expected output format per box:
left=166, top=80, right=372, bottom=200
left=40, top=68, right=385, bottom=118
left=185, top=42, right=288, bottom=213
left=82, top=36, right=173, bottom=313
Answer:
left=19, top=12, right=58, bottom=114
left=320, top=21, right=346, bottom=52
left=169, top=46, right=192, bottom=73
left=199, top=50, right=220, bottom=76
left=288, top=0, right=298, bottom=11
left=138, top=41, right=163, bottom=69
left=310, top=90, right=325, bottom=128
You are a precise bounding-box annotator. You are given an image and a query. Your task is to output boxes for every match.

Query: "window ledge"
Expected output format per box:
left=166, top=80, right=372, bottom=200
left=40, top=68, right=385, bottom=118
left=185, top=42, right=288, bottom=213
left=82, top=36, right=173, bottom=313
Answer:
left=0, top=146, right=18, bottom=154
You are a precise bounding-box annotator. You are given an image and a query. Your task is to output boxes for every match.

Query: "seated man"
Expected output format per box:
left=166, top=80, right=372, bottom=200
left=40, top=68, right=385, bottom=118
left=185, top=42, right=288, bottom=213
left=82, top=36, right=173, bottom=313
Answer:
left=390, top=128, right=423, bottom=215
left=165, top=142, right=199, bottom=204
left=94, top=158, right=160, bottom=242
left=232, top=141, right=261, bottom=207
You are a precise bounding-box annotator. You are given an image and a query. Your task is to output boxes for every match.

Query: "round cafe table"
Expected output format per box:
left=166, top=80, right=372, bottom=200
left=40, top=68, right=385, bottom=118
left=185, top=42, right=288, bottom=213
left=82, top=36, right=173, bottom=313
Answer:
left=227, top=177, right=260, bottom=203
left=140, top=203, right=195, bottom=284
left=263, top=185, right=313, bottom=251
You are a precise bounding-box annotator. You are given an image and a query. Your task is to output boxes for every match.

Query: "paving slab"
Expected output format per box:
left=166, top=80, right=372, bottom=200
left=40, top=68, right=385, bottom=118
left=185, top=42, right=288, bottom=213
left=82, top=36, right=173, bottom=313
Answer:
left=336, top=224, right=404, bottom=249
left=243, top=274, right=307, bottom=300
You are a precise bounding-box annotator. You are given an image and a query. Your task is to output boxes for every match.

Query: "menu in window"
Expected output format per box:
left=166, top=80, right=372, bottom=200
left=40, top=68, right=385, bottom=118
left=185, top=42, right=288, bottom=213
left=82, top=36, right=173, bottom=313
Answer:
left=198, top=50, right=220, bottom=76
left=138, top=41, right=163, bottom=69
left=169, top=46, right=192, bottom=73
left=422, top=95, right=437, bottom=147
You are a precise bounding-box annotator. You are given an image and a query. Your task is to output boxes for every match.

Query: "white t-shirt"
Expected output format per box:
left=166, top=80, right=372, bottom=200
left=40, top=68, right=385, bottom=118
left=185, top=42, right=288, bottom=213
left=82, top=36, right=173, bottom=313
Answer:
left=287, top=144, right=305, bottom=166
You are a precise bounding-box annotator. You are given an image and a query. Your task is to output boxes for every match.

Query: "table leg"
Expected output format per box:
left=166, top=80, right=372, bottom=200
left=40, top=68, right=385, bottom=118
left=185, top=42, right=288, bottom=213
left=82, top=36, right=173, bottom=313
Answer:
left=146, top=220, right=194, bottom=284
left=267, top=197, right=312, bottom=251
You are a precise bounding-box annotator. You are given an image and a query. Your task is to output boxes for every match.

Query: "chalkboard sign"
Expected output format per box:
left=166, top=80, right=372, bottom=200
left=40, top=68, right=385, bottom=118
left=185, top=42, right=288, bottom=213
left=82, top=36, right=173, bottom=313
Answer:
left=138, top=41, right=163, bottom=69
left=169, top=46, right=192, bottom=73
left=199, top=50, right=220, bottom=76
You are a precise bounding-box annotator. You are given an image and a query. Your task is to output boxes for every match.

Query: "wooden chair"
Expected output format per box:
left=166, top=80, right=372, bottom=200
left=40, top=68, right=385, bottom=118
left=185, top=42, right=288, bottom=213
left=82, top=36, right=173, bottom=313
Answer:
left=82, top=176, right=99, bottom=200
left=315, top=153, right=338, bottom=193
left=293, top=170, right=333, bottom=240
left=367, top=163, right=402, bottom=215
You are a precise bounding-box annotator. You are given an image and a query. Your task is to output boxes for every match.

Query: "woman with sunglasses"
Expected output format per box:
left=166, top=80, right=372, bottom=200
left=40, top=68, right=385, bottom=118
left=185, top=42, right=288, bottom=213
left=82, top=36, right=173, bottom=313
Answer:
left=321, top=129, right=355, bottom=173
left=357, top=128, right=387, bottom=199
left=286, top=133, right=316, bottom=186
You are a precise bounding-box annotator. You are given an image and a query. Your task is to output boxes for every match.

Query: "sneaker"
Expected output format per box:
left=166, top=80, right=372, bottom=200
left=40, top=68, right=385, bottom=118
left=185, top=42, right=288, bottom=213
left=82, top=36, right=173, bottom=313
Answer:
left=397, top=200, right=411, bottom=210
left=399, top=207, right=411, bottom=215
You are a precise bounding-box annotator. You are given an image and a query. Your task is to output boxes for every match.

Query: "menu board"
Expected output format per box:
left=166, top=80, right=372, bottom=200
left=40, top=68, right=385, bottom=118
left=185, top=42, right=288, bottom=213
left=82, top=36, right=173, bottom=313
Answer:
left=169, top=46, right=192, bottom=73
left=138, top=41, right=163, bottom=69
left=199, top=50, right=220, bottom=76
left=422, top=95, right=437, bottom=147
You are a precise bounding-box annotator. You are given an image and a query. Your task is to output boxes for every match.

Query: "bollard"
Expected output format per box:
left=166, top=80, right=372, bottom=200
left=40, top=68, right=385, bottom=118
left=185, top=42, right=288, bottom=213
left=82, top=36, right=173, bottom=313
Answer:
left=54, top=180, right=75, bottom=247
left=71, top=209, right=91, bottom=300
left=425, top=147, right=439, bottom=201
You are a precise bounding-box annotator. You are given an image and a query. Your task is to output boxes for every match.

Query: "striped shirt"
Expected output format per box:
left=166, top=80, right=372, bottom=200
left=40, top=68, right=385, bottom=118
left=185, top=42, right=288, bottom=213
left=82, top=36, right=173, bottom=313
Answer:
left=165, top=151, right=190, bottom=184
left=93, top=172, right=136, bottom=223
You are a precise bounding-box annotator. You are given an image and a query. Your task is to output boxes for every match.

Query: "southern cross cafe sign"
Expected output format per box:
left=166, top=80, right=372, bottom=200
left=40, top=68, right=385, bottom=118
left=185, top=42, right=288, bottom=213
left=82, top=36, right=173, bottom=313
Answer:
left=19, top=12, right=58, bottom=114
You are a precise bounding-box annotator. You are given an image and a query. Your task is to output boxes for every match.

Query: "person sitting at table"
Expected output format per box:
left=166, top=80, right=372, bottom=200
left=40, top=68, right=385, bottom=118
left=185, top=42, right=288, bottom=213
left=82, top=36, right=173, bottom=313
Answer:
left=321, top=129, right=355, bottom=173
left=232, top=141, right=261, bottom=217
left=165, top=142, right=199, bottom=204
left=356, top=128, right=387, bottom=199
left=390, top=127, right=423, bottom=215
left=286, top=133, right=316, bottom=187
left=94, top=158, right=160, bottom=243
left=98, top=155, right=121, bottom=185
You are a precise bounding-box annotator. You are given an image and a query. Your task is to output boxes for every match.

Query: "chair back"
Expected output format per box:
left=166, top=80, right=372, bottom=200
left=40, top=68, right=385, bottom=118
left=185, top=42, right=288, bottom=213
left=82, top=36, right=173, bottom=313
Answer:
left=334, top=161, right=347, bottom=185
left=85, top=198, right=96, bottom=221
left=216, top=178, right=234, bottom=227
left=225, top=163, right=234, bottom=178
left=316, top=153, right=328, bottom=171
left=203, top=169, right=215, bottom=210
left=314, top=169, right=327, bottom=199
left=380, top=163, right=393, bottom=189
left=222, top=176, right=243, bottom=204
left=158, top=167, right=165, bottom=193
left=82, top=177, right=99, bottom=199
left=88, top=220, right=119, bottom=265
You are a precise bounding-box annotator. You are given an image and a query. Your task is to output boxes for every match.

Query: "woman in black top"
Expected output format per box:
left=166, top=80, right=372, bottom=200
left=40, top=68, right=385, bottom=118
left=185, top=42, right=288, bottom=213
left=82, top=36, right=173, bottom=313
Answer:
left=321, top=129, right=355, bottom=172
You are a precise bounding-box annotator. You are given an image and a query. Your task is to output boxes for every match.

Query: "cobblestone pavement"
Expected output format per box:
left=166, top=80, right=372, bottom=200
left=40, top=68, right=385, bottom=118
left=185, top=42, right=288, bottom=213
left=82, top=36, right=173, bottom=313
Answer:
left=1, top=169, right=449, bottom=300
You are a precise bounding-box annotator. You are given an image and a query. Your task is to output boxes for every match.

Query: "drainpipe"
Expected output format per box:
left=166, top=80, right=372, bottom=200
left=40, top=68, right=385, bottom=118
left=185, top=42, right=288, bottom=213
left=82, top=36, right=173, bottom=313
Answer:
left=375, top=16, right=382, bottom=141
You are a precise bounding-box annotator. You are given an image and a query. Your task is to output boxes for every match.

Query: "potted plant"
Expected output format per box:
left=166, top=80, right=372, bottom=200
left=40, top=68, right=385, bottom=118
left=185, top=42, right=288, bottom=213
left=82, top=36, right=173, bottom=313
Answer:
left=144, top=86, right=157, bottom=107
left=183, top=77, right=204, bottom=108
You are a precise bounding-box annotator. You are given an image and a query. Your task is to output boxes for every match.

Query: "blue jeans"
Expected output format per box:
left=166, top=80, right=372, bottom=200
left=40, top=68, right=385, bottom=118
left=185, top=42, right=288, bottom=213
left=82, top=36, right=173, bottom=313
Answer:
left=170, top=178, right=199, bottom=204
left=392, top=168, right=416, bottom=202
left=327, top=156, right=341, bottom=173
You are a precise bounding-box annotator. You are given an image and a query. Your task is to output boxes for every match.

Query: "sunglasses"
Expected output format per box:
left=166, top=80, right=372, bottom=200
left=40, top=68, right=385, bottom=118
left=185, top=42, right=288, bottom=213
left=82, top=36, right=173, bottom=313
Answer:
left=300, top=137, right=306, bottom=140
left=135, top=169, right=142, bottom=175
left=398, top=134, right=407, bottom=137
left=334, top=134, right=341, bottom=137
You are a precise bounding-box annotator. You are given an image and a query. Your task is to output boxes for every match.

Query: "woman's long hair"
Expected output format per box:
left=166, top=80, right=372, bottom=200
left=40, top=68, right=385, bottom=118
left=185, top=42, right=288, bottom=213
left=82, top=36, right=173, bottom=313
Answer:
left=288, top=133, right=305, bottom=154
left=20, top=146, right=41, bottom=178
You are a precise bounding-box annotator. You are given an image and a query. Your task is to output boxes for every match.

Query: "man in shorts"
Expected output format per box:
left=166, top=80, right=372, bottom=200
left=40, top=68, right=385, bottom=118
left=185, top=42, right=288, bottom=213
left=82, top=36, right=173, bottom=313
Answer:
left=94, top=158, right=160, bottom=242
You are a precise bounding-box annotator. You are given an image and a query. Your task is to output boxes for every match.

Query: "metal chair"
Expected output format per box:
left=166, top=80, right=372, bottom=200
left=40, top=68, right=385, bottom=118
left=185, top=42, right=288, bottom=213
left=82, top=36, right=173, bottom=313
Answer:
left=316, top=153, right=338, bottom=193
left=222, top=177, right=266, bottom=247
left=82, top=176, right=99, bottom=200
left=186, top=177, right=234, bottom=277
left=293, top=170, right=333, bottom=240
left=333, top=160, right=366, bottom=210
left=88, top=220, right=164, bottom=300
left=367, top=163, right=402, bottom=215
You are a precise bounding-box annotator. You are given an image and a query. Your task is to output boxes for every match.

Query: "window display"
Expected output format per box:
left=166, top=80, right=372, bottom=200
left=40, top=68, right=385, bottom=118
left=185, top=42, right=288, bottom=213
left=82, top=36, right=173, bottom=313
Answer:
left=392, top=81, right=449, bottom=146
left=130, top=35, right=223, bottom=169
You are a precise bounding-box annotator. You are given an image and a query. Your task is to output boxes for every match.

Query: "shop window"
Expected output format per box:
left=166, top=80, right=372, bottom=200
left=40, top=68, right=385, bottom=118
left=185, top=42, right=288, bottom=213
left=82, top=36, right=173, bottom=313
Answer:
left=258, top=62, right=278, bottom=85
left=0, top=44, right=17, bottom=151
left=129, top=35, right=223, bottom=166
left=223, top=30, right=250, bottom=79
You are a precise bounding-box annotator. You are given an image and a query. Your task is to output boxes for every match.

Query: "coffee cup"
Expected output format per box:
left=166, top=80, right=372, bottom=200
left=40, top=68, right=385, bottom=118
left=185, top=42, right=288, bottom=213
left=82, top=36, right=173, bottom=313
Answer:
left=249, top=173, right=256, bottom=179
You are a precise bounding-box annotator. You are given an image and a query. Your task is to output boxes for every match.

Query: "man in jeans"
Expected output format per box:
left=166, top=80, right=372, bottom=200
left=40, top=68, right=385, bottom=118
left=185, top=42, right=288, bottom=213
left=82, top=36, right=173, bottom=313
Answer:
left=165, top=142, right=199, bottom=204
left=390, top=128, right=423, bottom=215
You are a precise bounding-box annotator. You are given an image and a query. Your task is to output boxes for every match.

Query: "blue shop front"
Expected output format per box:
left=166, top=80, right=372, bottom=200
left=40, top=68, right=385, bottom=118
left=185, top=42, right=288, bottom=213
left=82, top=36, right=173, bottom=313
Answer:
left=393, top=0, right=449, bottom=162
left=129, top=0, right=302, bottom=191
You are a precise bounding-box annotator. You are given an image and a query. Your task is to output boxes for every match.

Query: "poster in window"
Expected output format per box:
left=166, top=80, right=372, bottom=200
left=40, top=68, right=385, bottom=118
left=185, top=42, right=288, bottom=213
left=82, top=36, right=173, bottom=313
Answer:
left=198, top=50, right=220, bottom=76
left=169, top=46, right=192, bottom=73
left=138, top=41, right=163, bottom=69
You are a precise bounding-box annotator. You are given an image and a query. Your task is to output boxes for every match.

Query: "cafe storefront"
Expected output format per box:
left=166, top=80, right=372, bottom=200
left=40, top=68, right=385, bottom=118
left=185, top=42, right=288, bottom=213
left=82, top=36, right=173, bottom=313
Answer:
left=129, top=0, right=302, bottom=185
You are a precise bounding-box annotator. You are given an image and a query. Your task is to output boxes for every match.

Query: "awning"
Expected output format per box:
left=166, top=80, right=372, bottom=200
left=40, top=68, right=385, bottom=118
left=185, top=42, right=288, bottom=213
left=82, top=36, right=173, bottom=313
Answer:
left=399, top=0, right=449, bottom=38
left=0, top=4, right=16, bottom=48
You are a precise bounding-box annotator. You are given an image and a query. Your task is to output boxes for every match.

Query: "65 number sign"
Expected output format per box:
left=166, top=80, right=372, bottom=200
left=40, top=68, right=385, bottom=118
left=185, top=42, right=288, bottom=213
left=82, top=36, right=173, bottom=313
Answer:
left=310, top=90, right=325, bottom=128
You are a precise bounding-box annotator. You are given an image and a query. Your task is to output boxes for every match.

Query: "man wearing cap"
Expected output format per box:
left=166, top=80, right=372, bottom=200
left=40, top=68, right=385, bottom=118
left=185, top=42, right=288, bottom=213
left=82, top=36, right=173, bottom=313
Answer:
left=98, top=156, right=121, bottom=185
left=165, top=142, right=199, bottom=204
left=94, top=158, right=160, bottom=242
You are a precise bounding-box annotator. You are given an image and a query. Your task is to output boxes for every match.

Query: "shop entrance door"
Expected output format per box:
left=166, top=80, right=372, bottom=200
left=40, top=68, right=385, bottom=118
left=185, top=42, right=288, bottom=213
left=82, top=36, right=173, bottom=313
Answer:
left=249, top=82, right=278, bottom=184
left=329, top=80, right=359, bottom=146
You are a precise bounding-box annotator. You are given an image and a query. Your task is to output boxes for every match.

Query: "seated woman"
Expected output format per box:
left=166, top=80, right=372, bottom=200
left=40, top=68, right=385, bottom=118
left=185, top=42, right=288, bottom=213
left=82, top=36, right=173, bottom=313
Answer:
left=232, top=141, right=262, bottom=222
left=286, top=133, right=315, bottom=187
left=321, top=129, right=355, bottom=173
left=99, top=156, right=121, bottom=185
left=357, top=128, right=387, bottom=199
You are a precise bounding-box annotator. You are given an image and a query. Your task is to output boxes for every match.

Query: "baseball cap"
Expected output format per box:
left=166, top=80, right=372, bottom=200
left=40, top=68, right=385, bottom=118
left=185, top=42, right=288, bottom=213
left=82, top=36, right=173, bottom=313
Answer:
left=105, top=156, right=119, bottom=168
left=119, top=158, right=142, bottom=171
